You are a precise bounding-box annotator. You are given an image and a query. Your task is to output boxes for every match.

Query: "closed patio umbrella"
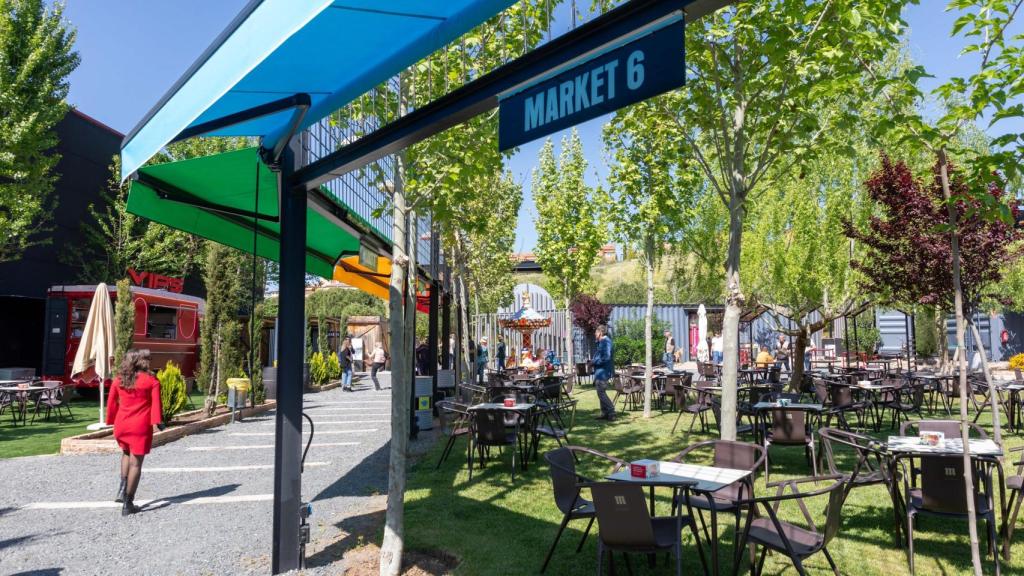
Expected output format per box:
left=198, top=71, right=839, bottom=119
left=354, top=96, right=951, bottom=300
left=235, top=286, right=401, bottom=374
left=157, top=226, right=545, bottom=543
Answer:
left=697, top=304, right=709, bottom=363
left=71, top=283, right=115, bottom=430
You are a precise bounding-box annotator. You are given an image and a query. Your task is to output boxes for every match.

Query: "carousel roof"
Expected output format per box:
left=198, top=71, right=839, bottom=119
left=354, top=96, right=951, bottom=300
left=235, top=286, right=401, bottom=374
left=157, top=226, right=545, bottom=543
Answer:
left=499, top=291, right=551, bottom=329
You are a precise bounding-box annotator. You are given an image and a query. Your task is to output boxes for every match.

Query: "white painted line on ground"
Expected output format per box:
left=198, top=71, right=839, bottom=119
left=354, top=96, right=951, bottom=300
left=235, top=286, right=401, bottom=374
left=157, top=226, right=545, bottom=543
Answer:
left=186, top=442, right=359, bottom=451
left=306, top=401, right=390, bottom=405
left=261, top=420, right=389, bottom=425
left=22, top=494, right=274, bottom=510
left=145, top=462, right=330, bottom=473
left=230, top=429, right=377, bottom=437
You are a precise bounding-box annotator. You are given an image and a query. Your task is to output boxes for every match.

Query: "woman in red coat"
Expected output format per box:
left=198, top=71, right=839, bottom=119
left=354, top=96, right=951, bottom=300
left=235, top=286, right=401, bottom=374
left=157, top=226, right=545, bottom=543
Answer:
left=107, top=349, right=162, bottom=516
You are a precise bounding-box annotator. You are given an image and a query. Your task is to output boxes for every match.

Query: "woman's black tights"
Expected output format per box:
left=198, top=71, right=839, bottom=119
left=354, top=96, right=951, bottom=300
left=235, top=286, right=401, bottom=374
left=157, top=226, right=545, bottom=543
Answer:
left=120, top=451, right=145, bottom=498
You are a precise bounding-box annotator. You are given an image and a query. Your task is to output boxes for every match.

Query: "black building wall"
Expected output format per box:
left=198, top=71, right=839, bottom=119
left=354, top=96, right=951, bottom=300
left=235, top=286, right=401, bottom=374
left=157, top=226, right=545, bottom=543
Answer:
left=0, top=110, right=121, bottom=372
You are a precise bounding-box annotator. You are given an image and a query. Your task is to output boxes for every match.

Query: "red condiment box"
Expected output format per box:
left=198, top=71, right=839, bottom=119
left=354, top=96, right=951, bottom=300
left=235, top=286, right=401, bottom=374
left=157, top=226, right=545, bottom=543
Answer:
left=630, top=459, right=660, bottom=479
left=503, top=398, right=515, bottom=407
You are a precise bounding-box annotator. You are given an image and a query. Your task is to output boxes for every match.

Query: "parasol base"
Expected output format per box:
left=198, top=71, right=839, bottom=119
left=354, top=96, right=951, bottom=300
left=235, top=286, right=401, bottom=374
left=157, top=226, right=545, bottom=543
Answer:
left=86, top=422, right=113, bottom=431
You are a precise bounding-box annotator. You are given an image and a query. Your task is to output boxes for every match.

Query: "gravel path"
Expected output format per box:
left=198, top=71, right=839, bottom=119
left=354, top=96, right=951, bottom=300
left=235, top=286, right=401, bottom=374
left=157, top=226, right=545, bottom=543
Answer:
left=0, top=374, right=398, bottom=576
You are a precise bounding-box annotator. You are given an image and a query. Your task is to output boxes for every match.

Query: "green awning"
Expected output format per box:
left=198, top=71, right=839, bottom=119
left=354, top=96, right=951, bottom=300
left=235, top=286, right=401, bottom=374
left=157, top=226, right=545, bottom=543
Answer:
left=127, top=147, right=367, bottom=279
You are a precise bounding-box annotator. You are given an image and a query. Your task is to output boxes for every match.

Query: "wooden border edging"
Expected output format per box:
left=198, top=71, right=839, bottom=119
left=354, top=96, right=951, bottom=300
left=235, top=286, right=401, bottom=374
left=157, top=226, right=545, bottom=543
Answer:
left=60, top=401, right=277, bottom=455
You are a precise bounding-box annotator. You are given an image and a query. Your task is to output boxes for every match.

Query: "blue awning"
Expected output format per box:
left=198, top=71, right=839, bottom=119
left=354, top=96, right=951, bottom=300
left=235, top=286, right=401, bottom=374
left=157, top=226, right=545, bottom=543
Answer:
left=120, top=0, right=515, bottom=180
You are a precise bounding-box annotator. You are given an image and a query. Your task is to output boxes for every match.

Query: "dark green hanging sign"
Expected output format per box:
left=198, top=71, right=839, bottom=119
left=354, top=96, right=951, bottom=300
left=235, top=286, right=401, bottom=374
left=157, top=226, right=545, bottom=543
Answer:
left=498, top=14, right=685, bottom=151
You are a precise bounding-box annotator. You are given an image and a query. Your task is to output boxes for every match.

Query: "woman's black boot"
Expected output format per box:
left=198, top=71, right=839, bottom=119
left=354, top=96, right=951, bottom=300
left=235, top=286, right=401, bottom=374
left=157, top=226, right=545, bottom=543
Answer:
left=121, top=495, right=140, bottom=516
left=114, top=477, right=127, bottom=503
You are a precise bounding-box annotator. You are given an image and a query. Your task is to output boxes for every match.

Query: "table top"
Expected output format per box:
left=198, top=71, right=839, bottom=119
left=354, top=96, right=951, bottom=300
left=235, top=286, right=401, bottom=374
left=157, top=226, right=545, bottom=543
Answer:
left=886, top=436, right=1003, bottom=456
left=469, top=402, right=536, bottom=411
left=0, top=385, right=46, bottom=392
left=752, top=402, right=823, bottom=411
left=607, top=460, right=752, bottom=492
left=854, top=381, right=901, bottom=390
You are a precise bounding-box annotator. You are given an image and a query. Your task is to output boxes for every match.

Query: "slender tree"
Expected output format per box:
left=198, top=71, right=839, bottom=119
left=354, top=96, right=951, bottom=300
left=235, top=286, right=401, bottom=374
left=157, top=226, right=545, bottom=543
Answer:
left=858, top=4, right=1024, bottom=569
left=604, top=103, right=699, bottom=417
left=533, top=132, right=607, bottom=368
left=636, top=0, right=907, bottom=439
left=0, top=0, right=78, bottom=262
left=743, top=148, right=876, bottom=388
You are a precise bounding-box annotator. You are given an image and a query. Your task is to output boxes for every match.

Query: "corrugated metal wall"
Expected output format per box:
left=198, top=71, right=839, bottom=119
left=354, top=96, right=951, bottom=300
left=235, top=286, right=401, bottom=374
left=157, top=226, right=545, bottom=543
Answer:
left=945, top=312, right=996, bottom=361
left=876, top=309, right=913, bottom=355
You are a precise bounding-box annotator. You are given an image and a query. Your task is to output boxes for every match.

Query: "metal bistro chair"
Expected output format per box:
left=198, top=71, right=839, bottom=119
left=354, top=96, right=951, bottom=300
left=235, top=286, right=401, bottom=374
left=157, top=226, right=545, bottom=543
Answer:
left=734, top=474, right=847, bottom=576
left=435, top=400, right=471, bottom=470
left=1002, top=445, right=1024, bottom=559
left=670, top=440, right=765, bottom=549
left=818, top=428, right=892, bottom=503
left=899, top=453, right=1001, bottom=575
left=672, top=381, right=715, bottom=434
left=884, top=379, right=925, bottom=430
left=32, top=380, right=73, bottom=423
left=759, top=406, right=818, bottom=482
left=585, top=481, right=702, bottom=576
left=540, top=446, right=627, bottom=573
left=468, top=408, right=522, bottom=481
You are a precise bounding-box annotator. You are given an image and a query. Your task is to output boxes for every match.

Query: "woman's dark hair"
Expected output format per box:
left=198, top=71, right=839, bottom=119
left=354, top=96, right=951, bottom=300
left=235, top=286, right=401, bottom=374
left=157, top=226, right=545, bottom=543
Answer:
left=117, top=349, right=151, bottom=390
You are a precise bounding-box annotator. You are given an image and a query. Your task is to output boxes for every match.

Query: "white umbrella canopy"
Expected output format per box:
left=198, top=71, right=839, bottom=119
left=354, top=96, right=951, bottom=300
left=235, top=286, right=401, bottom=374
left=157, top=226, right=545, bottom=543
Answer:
left=696, top=304, right=709, bottom=362
left=71, top=283, right=116, bottom=429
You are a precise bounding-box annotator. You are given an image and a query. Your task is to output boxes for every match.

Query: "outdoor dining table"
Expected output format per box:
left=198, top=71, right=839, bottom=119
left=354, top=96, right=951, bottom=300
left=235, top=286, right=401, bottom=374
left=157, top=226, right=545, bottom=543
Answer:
left=883, top=435, right=1006, bottom=549
left=1000, top=382, right=1024, bottom=431
left=468, top=402, right=539, bottom=469
left=0, top=382, right=47, bottom=425
left=607, top=460, right=753, bottom=576
left=853, top=379, right=903, bottom=431
left=739, top=366, right=771, bottom=384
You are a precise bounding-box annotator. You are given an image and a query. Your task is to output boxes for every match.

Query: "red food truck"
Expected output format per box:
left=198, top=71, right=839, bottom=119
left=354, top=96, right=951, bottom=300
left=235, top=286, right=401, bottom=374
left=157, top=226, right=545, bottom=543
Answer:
left=42, top=284, right=205, bottom=388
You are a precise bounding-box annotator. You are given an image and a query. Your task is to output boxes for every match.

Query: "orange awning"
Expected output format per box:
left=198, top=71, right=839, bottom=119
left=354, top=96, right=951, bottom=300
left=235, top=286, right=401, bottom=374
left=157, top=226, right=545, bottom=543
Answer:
left=332, top=255, right=430, bottom=313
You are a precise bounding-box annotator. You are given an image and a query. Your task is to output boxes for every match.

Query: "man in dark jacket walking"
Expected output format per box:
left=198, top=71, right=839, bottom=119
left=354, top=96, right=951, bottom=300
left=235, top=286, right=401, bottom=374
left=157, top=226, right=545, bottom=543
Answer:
left=593, top=325, right=615, bottom=421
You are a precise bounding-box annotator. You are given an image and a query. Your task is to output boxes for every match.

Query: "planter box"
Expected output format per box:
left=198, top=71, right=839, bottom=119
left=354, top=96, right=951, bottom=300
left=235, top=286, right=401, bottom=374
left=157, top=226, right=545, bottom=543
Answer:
left=60, top=401, right=277, bottom=455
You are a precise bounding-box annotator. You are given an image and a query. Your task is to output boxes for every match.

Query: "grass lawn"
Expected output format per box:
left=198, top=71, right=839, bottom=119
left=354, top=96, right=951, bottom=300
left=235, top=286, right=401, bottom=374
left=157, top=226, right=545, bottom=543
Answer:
left=404, top=385, right=1023, bottom=575
left=0, top=388, right=206, bottom=459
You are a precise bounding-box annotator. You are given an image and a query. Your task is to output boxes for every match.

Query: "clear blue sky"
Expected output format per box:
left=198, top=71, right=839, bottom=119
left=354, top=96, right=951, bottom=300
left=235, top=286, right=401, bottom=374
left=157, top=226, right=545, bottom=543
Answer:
left=60, top=2, right=977, bottom=252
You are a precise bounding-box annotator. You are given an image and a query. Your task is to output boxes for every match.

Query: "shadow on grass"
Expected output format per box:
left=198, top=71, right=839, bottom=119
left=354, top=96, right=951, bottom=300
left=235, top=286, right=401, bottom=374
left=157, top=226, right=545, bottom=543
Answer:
left=8, top=569, right=63, bottom=576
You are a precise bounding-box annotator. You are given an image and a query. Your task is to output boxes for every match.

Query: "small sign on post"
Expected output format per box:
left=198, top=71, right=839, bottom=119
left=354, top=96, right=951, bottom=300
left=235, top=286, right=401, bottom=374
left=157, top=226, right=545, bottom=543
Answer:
left=498, top=15, right=685, bottom=151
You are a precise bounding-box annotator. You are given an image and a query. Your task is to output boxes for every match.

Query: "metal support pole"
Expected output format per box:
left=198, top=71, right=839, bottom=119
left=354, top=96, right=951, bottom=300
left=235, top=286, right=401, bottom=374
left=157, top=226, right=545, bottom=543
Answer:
left=272, top=139, right=305, bottom=574
left=441, top=266, right=451, bottom=370
left=428, top=227, right=440, bottom=410
left=910, top=313, right=917, bottom=371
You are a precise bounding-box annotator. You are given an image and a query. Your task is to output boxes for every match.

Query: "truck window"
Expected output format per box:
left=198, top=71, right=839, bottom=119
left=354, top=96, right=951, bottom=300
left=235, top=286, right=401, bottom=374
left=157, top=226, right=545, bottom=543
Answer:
left=147, top=305, right=178, bottom=339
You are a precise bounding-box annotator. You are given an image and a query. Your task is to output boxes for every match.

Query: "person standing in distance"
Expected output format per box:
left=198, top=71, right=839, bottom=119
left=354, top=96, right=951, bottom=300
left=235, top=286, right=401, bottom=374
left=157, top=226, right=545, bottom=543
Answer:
left=476, top=336, right=489, bottom=384
left=370, top=341, right=388, bottom=390
left=593, top=325, right=615, bottom=421
left=340, top=337, right=355, bottom=391
left=108, top=349, right=163, bottom=516
left=711, top=332, right=724, bottom=365
left=496, top=335, right=507, bottom=374
left=663, top=330, right=676, bottom=370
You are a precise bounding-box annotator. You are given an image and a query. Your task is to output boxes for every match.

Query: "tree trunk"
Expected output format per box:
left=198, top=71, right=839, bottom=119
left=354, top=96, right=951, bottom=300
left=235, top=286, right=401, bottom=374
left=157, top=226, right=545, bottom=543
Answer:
left=939, top=148, right=983, bottom=576
left=458, top=262, right=473, bottom=385
left=720, top=191, right=745, bottom=441
left=565, top=296, right=574, bottom=374
left=380, top=152, right=411, bottom=576
left=643, top=241, right=655, bottom=418
left=934, top=307, right=950, bottom=371
left=969, top=318, right=1002, bottom=446
left=790, top=329, right=809, bottom=393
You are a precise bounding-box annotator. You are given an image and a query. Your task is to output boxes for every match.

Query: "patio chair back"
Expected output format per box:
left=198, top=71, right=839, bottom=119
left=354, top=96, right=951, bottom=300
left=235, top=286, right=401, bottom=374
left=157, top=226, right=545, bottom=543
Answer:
left=589, top=482, right=657, bottom=548
left=474, top=409, right=513, bottom=445
left=769, top=408, right=808, bottom=444
left=545, top=447, right=582, bottom=514
left=821, top=477, right=848, bottom=546
left=711, top=440, right=764, bottom=500
left=828, top=384, right=855, bottom=408
left=812, top=378, right=830, bottom=405
left=900, top=419, right=987, bottom=439
left=919, top=455, right=975, bottom=514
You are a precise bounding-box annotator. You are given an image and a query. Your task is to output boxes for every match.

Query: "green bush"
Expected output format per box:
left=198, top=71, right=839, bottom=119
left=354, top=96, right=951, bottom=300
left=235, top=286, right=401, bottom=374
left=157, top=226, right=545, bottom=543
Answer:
left=850, top=325, right=881, bottom=355
left=309, top=352, right=329, bottom=386
left=327, top=352, right=341, bottom=380
left=157, top=361, right=188, bottom=423
left=611, top=316, right=670, bottom=367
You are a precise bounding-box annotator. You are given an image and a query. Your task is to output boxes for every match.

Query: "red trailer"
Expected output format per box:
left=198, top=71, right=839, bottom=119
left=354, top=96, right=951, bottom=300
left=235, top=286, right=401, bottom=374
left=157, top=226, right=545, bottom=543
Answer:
left=43, top=284, right=205, bottom=388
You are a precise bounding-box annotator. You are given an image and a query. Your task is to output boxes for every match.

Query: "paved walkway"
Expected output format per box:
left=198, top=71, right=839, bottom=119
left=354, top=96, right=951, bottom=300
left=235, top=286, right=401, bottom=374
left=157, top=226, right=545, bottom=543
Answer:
left=0, top=375, right=396, bottom=575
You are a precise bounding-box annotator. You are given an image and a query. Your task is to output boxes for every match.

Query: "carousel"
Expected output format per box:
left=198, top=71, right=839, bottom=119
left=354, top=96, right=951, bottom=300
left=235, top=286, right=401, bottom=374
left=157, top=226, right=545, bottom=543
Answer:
left=499, top=291, right=552, bottom=369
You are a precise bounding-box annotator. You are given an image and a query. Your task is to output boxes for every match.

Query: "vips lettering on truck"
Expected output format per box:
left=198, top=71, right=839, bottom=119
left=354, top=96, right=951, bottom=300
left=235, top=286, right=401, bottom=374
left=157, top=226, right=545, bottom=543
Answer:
left=522, top=50, right=647, bottom=132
